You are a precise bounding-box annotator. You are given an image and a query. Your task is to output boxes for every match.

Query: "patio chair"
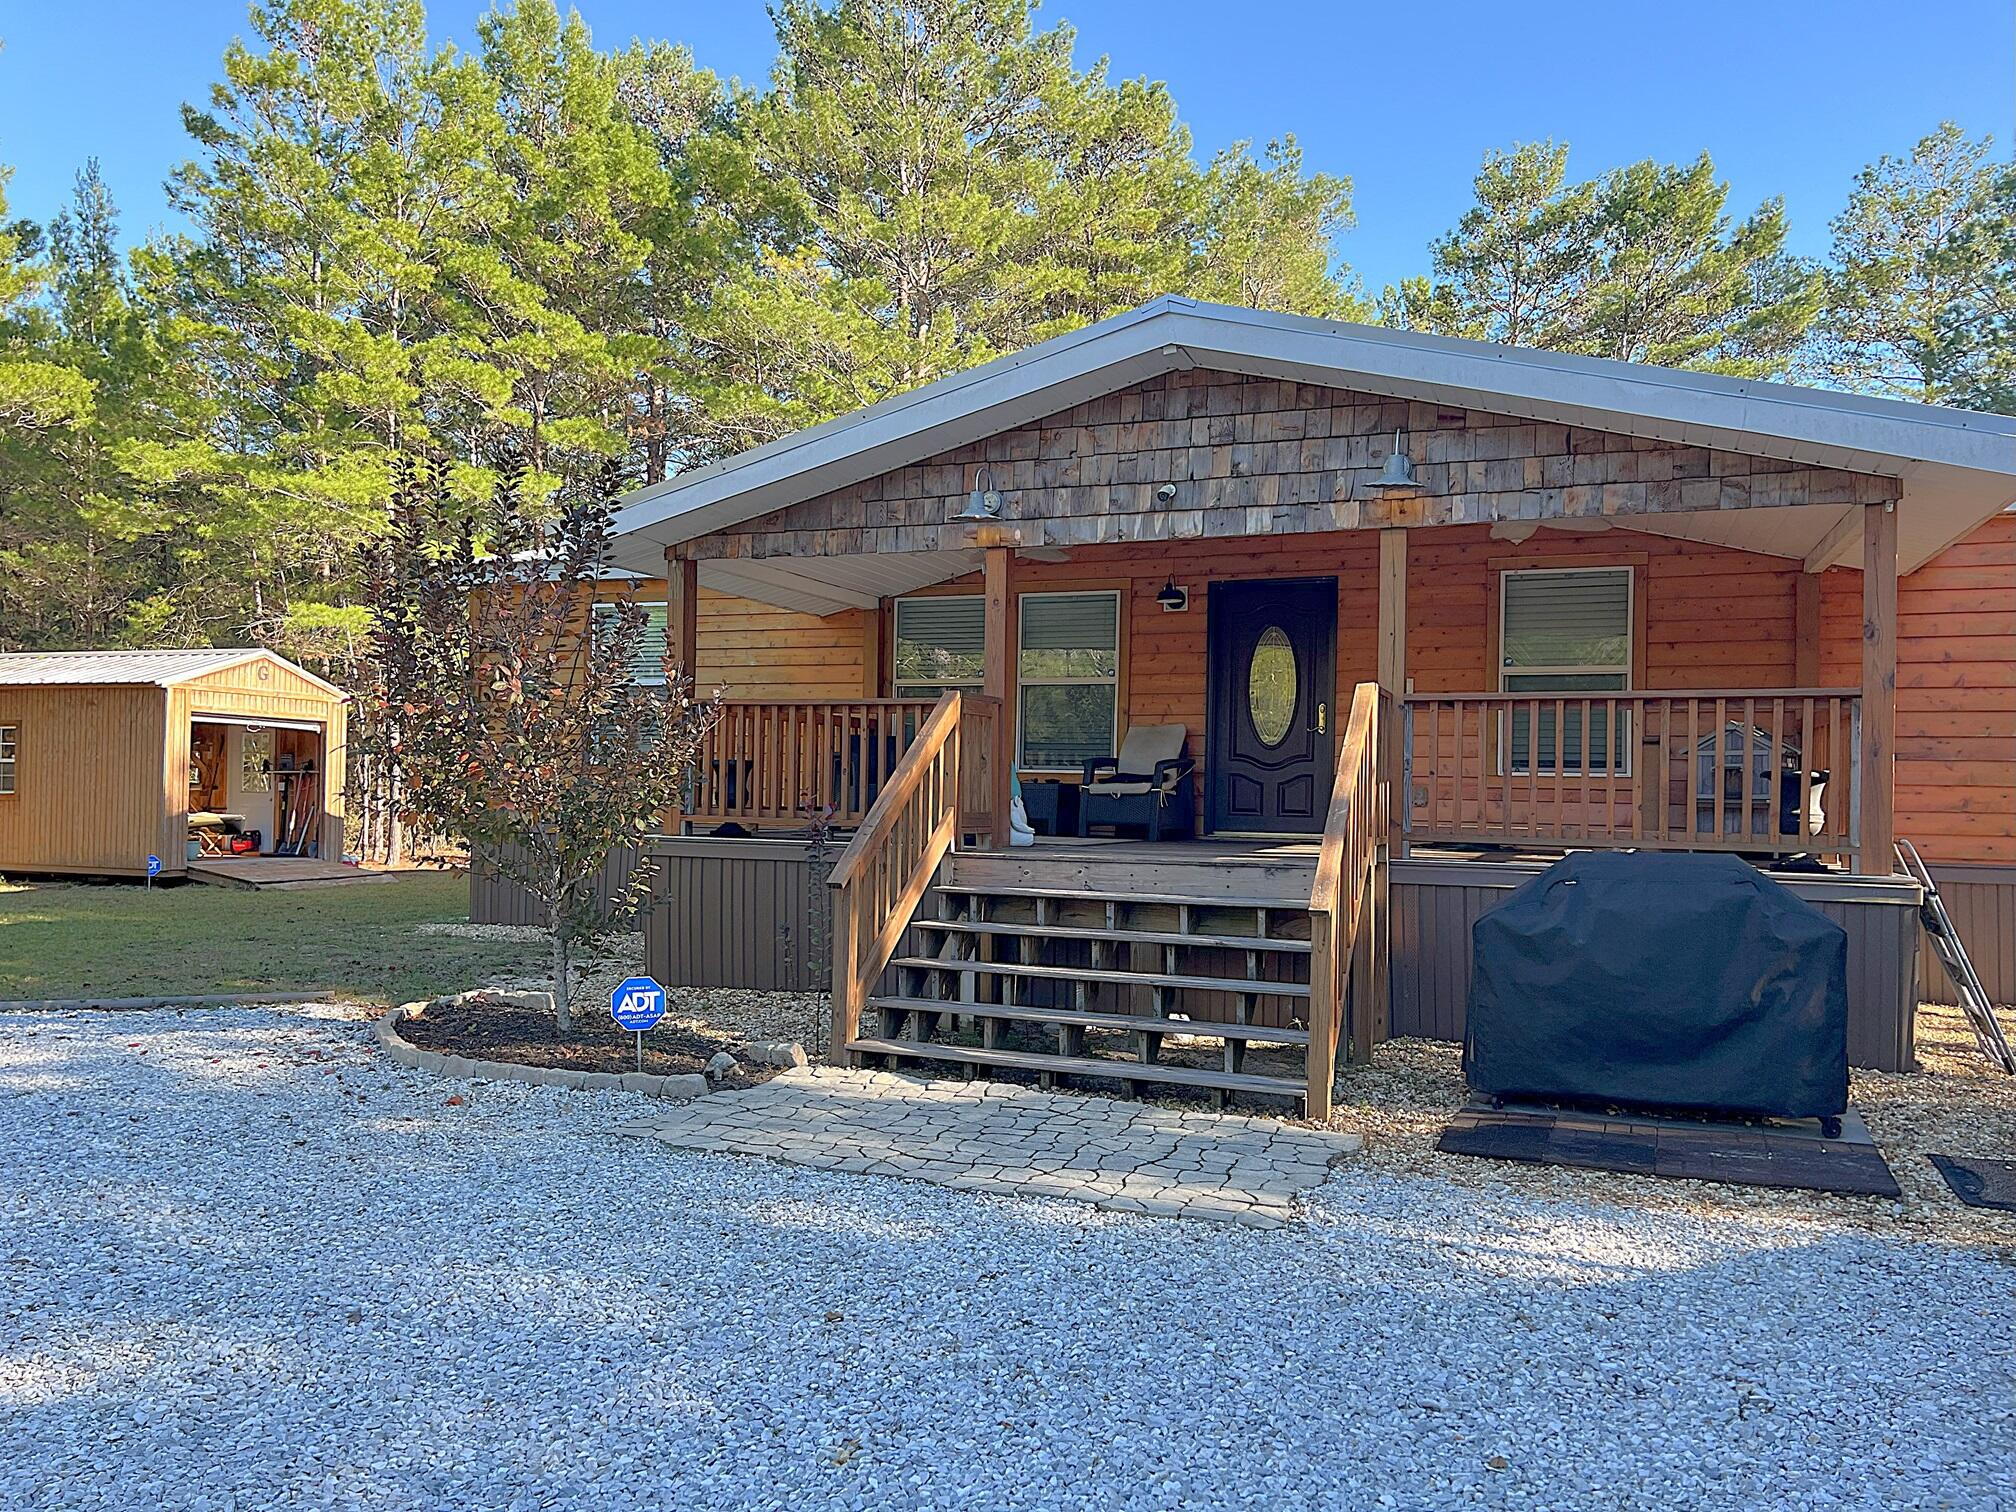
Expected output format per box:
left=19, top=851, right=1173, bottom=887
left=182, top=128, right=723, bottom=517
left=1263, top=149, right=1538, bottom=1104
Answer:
left=1077, top=724, right=1196, bottom=841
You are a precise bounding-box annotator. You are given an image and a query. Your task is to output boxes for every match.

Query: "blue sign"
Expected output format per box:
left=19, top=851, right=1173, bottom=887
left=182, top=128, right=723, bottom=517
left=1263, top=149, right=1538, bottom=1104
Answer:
left=610, top=975, right=668, bottom=1032
left=145, top=855, right=162, bottom=878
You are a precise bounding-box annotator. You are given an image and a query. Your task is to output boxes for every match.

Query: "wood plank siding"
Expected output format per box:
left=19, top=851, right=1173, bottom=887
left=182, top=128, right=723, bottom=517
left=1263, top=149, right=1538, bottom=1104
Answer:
left=0, top=684, right=166, bottom=875
left=694, top=588, right=873, bottom=700
left=1821, top=511, right=2016, bottom=867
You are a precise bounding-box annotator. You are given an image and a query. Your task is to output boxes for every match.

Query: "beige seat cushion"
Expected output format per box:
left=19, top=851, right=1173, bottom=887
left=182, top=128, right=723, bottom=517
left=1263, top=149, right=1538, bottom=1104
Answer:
left=1086, top=780, right=1154, bottom=797
left=1110, top=723, right=1186, bottom=775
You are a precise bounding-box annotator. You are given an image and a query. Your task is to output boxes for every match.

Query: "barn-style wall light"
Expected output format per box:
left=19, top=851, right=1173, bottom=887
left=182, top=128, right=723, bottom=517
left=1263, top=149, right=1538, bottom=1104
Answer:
left=1156, top=577, right=1189, bottom=612
left=955, top=464, right=1004, bottom=520
left=1366, top=430, right=1419, bottom=491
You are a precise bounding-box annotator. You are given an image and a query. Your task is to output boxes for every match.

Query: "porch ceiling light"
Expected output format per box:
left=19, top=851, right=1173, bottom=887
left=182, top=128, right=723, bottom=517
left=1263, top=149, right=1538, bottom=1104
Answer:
left=1366, top=430, right=1420, bottom=491
left=1155, top=577, right=1188, bottom=612
left=955, top=465, right=1004, bottom=521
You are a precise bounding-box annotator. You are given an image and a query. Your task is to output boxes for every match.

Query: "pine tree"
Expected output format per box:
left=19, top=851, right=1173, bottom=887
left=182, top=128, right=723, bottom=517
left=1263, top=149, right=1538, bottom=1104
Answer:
left=1927, top=164, right=2016, bottom=414
left=1385, top=142, right=1819, bottom=377
left=0, top=163, right=169, bottom=648
left=670, top=0, right=1357, bottom=457
left=1810, top=123, right=2007, bottom=403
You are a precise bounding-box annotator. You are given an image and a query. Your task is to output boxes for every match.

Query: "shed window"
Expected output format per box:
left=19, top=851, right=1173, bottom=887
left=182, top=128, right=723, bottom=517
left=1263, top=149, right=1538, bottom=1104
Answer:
left=1499, top=567, right=1632, bottom=774
left=894, top=596, right=985, bottom=700
left=0, top=724, right=13, bottom=794
left=591, top=601, right=668, bottom=686
left=1019, top=591, right=1119, bottom=771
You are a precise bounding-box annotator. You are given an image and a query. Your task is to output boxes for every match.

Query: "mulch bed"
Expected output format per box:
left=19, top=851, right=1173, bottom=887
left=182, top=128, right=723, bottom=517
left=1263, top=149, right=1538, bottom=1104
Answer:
left=395, top=996, right=773, bottom=1086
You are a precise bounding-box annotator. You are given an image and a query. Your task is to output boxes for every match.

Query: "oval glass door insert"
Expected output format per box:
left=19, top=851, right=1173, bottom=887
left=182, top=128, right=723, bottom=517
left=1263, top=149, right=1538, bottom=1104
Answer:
left=1247, top=626, right=1297, bottom=747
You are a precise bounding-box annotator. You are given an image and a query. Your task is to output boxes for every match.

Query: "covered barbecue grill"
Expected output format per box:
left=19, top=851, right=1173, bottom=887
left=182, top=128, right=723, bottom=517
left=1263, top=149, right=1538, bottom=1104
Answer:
left=1465, top=852, right=1849, bottom=1123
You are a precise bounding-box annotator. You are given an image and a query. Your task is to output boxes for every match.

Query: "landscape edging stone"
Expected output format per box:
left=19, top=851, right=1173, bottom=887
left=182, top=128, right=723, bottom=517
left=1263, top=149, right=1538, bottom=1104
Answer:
left=373, top=992, right=727, bottom=1103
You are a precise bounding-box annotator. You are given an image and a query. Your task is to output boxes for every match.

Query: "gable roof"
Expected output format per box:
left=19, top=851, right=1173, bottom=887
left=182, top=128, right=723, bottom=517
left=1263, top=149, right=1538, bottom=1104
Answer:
left=0, top=648, right=347, bottom=697
left=610, top=296, right=2016, bottom=581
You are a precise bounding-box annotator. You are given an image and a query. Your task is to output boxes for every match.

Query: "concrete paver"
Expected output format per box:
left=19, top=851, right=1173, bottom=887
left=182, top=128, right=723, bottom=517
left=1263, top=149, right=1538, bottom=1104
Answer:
left=616, top=1065, right=1362, bottom=1227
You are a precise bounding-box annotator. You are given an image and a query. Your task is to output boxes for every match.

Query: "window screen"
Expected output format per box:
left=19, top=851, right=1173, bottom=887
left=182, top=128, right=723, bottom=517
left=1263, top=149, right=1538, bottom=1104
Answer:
left=0, top=725, right=14, bottom=795
left=1500, top=568, right=1631, bottom=773
left=894, top=596, right=985, bottom=697
left=592, top=601, right=669, bottom=685
left=1019, top=592, right=1118, bottom=770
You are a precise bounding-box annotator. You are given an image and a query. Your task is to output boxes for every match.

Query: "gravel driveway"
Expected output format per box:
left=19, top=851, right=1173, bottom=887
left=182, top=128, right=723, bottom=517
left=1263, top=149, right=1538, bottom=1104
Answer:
left=3, top=1007, right=2010, bottom=1512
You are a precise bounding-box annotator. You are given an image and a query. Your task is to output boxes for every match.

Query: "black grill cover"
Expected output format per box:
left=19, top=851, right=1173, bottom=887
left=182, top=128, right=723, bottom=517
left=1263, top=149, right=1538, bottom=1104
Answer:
left=1464, top=852, right=1848, bottom=1120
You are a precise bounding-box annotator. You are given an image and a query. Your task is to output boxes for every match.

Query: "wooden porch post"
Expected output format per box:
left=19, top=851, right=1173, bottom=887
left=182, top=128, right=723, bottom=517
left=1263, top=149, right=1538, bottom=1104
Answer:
left=664, top=548, right=698, bottom=686
left=1858, top=502, right=1898, bottom=875
left=1794, top=572, right=1822, bottom=688
left=860, top=598, right=884, bottom=698
left=984, top=545, right=1014, bottom=847
left=1377, top=528, right=1408, bottom=858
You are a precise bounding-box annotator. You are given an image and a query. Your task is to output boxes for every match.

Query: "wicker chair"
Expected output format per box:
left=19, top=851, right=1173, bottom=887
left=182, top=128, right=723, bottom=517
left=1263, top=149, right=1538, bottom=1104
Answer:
left=1077, top=724, right=1196, bottom=841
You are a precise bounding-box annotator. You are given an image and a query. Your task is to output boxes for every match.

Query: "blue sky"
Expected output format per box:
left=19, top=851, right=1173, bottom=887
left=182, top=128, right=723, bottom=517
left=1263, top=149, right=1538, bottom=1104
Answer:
left=1, top=0, right=2010, bottom=292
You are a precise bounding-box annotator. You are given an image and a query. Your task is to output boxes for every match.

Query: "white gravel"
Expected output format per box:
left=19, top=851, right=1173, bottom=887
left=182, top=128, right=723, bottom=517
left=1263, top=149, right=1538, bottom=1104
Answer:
left=3, top=1006, right=2010, bottom=1512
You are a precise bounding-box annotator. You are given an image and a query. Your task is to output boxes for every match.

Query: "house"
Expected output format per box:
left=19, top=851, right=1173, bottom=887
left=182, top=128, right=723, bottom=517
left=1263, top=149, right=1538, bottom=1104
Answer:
left=0, top=648, right=348, bottom=879
left=562, top=297, right=2015, bottom=1112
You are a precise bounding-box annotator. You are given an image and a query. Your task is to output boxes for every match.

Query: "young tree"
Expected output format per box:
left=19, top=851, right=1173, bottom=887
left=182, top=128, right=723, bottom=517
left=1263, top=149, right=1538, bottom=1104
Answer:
left=1385, top=142, right=1820, bottom=377
left=361, top=460, right=719, bottom=1031
left=1810, top=123, right=2007, bottom=403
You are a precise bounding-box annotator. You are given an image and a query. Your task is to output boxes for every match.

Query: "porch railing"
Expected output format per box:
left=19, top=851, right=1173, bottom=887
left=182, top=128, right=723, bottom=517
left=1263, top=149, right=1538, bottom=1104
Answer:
left=685, top=696, right=1000, bottom=839
left=1400, top=689, right=1861, bottom=862
left=1306, top=681, right=1387, bottom=1122
left=827, top=692, right=964, bottom=1059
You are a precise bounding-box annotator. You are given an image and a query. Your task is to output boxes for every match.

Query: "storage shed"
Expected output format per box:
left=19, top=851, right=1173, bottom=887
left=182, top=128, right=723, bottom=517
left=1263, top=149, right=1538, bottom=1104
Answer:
left=0, top=649, right=348, bottom=879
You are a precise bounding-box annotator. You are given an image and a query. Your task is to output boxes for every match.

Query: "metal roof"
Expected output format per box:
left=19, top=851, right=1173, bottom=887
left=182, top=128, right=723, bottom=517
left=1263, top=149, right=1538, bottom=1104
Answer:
left=609, top=296, right=2016, bottom=592
left=0, top=648, right=345, bottom=696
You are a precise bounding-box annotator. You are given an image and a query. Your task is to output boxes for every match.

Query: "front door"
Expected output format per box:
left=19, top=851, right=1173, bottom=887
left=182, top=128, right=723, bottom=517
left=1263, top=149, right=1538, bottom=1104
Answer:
left=1206, top=579, right=1337, bottom=834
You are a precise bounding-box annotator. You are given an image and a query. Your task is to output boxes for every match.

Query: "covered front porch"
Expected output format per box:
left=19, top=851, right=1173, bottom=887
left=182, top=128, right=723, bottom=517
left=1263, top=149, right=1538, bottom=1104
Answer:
left=666, top=516, right=1894, bottom=877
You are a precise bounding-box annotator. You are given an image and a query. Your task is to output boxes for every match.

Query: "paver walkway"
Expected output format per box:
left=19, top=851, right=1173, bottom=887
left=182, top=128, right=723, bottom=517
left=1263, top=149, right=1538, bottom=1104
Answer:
left=616, top=1065, right=1362, bottom=1226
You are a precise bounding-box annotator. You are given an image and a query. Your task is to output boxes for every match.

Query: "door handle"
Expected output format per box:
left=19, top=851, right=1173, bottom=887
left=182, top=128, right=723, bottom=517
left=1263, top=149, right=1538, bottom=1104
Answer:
left=1313, top=701, right=1328, bottom=735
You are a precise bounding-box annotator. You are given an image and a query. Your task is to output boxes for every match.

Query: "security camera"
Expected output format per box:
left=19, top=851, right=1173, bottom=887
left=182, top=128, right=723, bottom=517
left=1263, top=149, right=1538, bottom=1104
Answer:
left=1154, top=482, right=1179, bottom=505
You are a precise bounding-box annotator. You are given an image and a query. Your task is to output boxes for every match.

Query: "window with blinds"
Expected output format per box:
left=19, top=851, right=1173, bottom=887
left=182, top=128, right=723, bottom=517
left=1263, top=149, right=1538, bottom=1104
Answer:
left=894, top=596, right=986, bottom=698
left=1499, top=567, right=1632, bottom=774
left=591, top=601, right=669, bottom=685
left=0, top=724, right=15, bottom=795
left=1019, top=591, right=1118, bottom=770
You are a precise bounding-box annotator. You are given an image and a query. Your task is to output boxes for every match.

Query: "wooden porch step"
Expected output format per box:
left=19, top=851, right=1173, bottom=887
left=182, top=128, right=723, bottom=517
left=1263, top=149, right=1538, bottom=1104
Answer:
left=845, top=1038, right=1307, bottom=1100
left=933, top=882, right=1310, bottom=913
left=867, top=996, right=1311, bottom=1045
left=914, top=917, right=1312, bottom=954
left=888, top=955, right=1313, bottom=998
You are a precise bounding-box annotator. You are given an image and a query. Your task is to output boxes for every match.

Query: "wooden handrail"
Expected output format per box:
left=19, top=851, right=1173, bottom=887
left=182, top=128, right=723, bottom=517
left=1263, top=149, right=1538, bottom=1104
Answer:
left=1399, top=689, right=1861, bottom=862
left=827, top=692, right=964, bottom=1060
left=683, top=696, right=1001, bottom=840
left=1306, top=682, right=1385, bottom=1121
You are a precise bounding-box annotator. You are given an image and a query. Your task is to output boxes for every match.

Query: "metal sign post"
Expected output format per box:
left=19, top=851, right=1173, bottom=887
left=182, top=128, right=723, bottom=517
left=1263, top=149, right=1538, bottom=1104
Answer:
left=610, top=975, right=669, bottom=1071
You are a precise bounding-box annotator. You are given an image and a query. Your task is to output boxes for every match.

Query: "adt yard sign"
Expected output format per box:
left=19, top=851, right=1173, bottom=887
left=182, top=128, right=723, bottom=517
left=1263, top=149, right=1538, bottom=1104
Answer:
left=611, top=976, right=667, bottom=1032
left=145, top=854, right=162, bottom=890
left=611, top=976, right=667, bottom=1071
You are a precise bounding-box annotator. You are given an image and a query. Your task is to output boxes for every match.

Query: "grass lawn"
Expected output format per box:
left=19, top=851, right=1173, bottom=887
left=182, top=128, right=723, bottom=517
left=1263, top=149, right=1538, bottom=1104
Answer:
left=0, top=872, right=544, bottom=1005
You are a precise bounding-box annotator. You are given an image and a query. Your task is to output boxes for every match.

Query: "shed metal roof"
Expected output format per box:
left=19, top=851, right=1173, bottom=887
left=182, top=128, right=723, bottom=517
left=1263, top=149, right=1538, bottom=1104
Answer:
left=609, top=296, right=2016, bottom=598
left=0, top=648, right=345, bottom=697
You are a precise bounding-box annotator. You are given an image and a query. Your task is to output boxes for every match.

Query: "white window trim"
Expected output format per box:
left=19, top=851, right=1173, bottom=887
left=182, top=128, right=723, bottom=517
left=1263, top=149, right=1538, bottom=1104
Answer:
left=1016, top=589, right=1121, bottom=773
left=892, top=594, right=985, bottom=699
left=592, top=600, right=668, bottom=687
left=1497, top=566, right=1634, bottom=778
left=0, top=723, right=15, bottom=796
